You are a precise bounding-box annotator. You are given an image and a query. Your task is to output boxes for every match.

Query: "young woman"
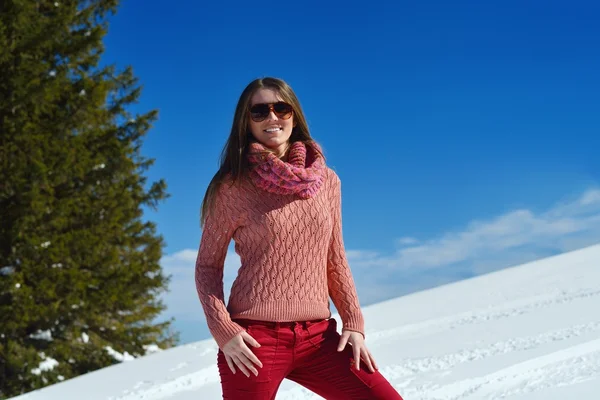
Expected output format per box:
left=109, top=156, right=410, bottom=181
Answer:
left=195, top=77, right=403, bottom=399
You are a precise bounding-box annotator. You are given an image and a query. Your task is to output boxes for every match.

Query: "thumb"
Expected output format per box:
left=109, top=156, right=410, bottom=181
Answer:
left=242, top=331, right=261, bottom=348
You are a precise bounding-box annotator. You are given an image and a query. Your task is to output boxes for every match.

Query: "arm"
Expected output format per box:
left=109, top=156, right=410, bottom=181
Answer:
left=195, top=182, right=245, bottom=349
left=326, top=173, right=365, bottom=337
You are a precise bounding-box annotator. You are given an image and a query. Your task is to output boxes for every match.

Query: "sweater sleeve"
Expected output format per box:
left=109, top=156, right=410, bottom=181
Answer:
left=326, top=172, right=366, bottom=338
left=195, top=182, right=245, bottom=349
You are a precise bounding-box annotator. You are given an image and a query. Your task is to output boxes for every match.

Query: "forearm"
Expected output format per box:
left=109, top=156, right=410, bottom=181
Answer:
left=195, top=262, right=244, bottom=349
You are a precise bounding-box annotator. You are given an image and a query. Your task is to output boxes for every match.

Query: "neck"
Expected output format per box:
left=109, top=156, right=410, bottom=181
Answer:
left=275, top=142, right=290, bottom=162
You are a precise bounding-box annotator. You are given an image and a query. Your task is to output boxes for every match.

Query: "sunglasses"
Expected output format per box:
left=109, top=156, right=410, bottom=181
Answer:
left=249, top=102, right=294, bottom=122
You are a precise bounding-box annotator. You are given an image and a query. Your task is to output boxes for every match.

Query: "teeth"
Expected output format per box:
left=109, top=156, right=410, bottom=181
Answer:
left=265, top=128, right=281, bottom=132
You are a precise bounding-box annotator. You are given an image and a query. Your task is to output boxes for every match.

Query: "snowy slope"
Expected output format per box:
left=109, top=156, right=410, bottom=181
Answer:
left=10, top=244, right=600, bottom=400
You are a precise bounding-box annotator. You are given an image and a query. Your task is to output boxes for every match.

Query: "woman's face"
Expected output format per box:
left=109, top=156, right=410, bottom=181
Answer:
left=248, top=88, right=294, bottom=158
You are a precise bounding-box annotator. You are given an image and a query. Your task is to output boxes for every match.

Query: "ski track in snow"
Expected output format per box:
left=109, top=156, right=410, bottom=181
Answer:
left=10, top=245, right=600, bottom=400
left=276, top=286, right=600, bottom=399
left=419, top=338, right=600, bottom=400
left=366, top=287, right=600, bottom=342
left=275, top=329, right=600, bottom=400
left=380, top=321, right=600, bottom=379
left=116, top=287, right=600, bottom=400
left=107, top=365, right=219, bottom=400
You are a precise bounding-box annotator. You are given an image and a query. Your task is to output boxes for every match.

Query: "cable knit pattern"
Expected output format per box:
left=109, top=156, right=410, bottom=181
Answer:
left=194, top=167, right=364, bottom=349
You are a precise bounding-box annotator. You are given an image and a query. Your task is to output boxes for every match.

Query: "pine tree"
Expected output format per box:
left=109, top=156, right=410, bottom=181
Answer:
left=0, top=1, right=178, bottom=397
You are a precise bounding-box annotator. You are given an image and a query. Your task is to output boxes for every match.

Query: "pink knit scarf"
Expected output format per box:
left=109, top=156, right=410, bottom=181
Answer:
left=247, top=140, right=327, bottom=199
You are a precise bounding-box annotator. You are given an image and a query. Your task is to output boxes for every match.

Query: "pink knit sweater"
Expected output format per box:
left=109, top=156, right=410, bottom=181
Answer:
left=195, top=167, right=364, bottom=349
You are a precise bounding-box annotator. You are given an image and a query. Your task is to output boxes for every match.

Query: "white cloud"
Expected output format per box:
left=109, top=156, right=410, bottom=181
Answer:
left=348, top=188, right=600, bottom=273
left=579, top=189, right=600, bottom=206
left=397, top=237, right=419, bottom=246
left=161, top=249, right=197, bottom=266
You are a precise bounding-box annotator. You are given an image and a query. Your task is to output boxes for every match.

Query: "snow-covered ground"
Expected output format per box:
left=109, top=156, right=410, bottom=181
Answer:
left=10, top=244, right=600, bottom=400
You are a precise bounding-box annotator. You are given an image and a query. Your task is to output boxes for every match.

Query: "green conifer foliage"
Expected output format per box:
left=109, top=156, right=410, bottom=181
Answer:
left=0, top=1, right=178, bottom=397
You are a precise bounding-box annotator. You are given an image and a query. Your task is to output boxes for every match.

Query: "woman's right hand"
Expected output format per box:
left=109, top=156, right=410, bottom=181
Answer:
left=222, top=330, right=263, bottom=377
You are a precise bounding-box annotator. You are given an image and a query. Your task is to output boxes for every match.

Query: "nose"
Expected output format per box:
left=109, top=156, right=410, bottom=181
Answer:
left=266, top=110, right=278, bottom=121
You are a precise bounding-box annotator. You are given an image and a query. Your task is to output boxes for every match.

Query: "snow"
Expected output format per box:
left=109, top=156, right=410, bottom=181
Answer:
left=31, top=353, right=59, bottom=376
left=105, top=346, right=135, bottom=362
left=143, top=344, right=162, bottom=355
left=1, top=266, right=15, bottom=275
left=8, top=243, right=600, bottom=400
left=29, top=330, right=53, bottom=341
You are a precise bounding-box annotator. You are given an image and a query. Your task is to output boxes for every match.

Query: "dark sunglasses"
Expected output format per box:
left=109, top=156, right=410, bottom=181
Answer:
left=249, top=102, right=294, bottom=122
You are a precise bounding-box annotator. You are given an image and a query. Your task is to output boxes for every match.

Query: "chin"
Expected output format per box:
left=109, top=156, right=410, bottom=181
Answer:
left=262, top=137, right=284, bottom=146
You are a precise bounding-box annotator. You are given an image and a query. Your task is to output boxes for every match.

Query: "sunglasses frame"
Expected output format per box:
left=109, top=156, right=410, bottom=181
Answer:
left=248, top=101, right=294, bottom=122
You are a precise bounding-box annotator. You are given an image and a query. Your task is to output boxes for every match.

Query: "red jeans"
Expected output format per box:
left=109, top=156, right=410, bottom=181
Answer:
left=217, top=317, right=404, bottom=400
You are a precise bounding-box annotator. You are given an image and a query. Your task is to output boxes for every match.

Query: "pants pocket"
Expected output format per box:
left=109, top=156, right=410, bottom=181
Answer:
left=306, top=318, right=335, bottom=335
left=218, top=346, right=273, bottom=384
left=350, top=360, right=386, bottom=389
left=351, top=365, right=374, bottom=388
left=244, top=324, right=279, bottom=383
left=306, top=318, right=335, bottom=349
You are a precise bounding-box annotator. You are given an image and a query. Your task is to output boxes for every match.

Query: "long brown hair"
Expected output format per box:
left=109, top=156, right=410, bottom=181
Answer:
left=200, top=77, right=326, bottom=228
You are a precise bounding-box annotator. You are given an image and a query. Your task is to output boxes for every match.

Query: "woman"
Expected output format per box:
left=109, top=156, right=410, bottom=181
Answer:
left=195, top=77, right=403, bottom=399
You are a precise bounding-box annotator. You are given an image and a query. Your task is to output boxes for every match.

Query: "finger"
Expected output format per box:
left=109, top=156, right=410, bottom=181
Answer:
left=240, top=334, right=263, bottom=368
left=234, top=356, right=251, bottom=378
left=362, top=348, right=375, bottom=373
left=242, top=332, right=261, bottom=348
left=240, top=354, right=259, bottom=376
left=235, top=358, right=250, bottom=378
left=369, top=350, right=379, bottom=371
left=337, top=333, right=349, bottom=352
left=354, top=346, right=361, bottom=370
left=225, top=354, right=236, bottom=374
left=243, top=347, right=263, bottom=369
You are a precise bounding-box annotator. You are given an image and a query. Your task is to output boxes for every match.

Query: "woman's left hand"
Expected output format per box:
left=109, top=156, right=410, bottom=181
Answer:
left=337, top=330, right=378, bottom=372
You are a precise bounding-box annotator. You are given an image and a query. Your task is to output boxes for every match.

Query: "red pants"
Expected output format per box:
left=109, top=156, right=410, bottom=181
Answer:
left=217, top=317, right=404, bottom=399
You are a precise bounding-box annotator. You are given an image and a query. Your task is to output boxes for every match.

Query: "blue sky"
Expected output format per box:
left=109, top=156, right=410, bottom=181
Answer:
left=101, top=0, right=600, bottom=344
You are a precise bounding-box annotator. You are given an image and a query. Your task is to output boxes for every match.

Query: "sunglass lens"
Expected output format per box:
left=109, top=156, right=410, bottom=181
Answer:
left=250, top=104, right=270, bottom=121
left=273, top=102, right=293, bottom=115
left=249, top=102, right=293, bottom=121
